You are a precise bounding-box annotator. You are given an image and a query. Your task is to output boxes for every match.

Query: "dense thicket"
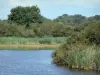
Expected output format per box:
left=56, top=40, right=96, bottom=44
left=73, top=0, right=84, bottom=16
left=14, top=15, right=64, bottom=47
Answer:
left=84, top=20, right=100, bottom=45
left=0, top=20, right=73, bottom=37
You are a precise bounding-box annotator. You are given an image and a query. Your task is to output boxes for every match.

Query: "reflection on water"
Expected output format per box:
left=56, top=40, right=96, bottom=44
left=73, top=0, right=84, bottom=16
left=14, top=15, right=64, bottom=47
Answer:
left=0, top=50, right=100, bottom=75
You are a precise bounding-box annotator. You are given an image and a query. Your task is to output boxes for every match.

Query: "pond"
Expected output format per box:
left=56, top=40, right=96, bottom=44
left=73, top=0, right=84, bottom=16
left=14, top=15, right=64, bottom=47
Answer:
left=0, top=50, right=100, bottom=75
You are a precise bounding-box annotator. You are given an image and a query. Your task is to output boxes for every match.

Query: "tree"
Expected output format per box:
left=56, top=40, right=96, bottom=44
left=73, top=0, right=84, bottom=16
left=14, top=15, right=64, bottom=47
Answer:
left=54, top=14, right=87, bottom=25
left=71, top=14, right=87, bottom=25
left=39, top=20, right=53, bottom=36
left=88, top=15, right=100, bottom=22
left=8, top=6, right=42, bottom=27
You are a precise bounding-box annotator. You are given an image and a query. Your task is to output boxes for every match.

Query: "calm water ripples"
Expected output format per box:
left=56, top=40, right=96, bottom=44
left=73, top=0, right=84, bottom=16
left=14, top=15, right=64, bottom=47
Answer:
left=0, top=50, right=100, bottom=75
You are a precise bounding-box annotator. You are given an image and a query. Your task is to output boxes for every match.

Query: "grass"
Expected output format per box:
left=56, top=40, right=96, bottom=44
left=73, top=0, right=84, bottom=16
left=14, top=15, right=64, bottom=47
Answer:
left=53, top=44, right=100, bottom=71
left=0, top=37, right=65, bottom=50
left=0, top=37, right=66, bottom=44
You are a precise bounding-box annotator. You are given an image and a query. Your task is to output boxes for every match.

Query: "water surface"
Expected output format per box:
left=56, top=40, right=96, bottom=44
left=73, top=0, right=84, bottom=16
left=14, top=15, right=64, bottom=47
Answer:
left=0, top=50, right=100, bottom=75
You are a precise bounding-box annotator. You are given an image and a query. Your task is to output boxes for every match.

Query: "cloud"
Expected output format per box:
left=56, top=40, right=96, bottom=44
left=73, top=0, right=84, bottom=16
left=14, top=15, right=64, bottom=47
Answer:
left=8, top=0, right=100, bottom=8
left=8, top=0, right=43, bottom=7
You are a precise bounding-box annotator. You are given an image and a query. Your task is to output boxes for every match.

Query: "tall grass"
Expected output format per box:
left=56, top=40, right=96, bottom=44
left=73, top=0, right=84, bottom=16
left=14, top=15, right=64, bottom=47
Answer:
left=53, top=44, right=100, bottom=71
left=0, top=37, right=66, bottom=44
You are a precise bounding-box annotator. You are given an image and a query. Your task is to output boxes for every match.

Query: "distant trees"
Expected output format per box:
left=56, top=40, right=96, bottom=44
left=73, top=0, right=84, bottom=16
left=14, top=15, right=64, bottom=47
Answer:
left=54, top=14, right=87, bottom=25
left=71, top=14, right=87, bottom=25
left=8, top=6, right=42, bottom=27
left=0, top=6, right=99, bottom=38
left=88, top=15, right=100, bottom=22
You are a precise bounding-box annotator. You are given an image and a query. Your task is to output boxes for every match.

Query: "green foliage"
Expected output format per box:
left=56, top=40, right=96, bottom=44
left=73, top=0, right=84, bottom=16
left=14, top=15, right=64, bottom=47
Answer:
left=95, top=51, right=100, bottom=69
left=88, top=15, right=100, bottom=22
left=52, top=19, right=100, bottom=71
left=54, top=14, right=87, bottom=25
left=0, top=37, right=65, bottom=44
left=67, top=46, right=95, bottom=68
left=38, top=20, right=53, bottom=37
left=84, top=20, right=100, bottom=45
left=30, top=20, right=74, bottom=37
left=53, top=43, right=100, bottom=70
left=2, top=12, right=100, bottom=38
left=51, top=22, right=65, bottom=37
left=8, top=6, right=42, bottom=27
left=39, top=39, right=51, bottom=44
left=0, top=22, right=36, bottom=37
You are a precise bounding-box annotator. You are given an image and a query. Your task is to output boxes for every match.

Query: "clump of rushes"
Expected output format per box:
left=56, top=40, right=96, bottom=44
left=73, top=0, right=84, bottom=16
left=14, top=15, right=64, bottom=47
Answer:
left=53, top=44, right=100, bottom=71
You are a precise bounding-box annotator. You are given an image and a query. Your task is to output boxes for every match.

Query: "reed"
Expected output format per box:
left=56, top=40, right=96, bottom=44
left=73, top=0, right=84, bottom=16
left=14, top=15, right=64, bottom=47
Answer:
left=53, top=44, right=100, bottom=71
left=0, top=37, right=64, bottom=50
left=0, top=37, right=66, bottom=45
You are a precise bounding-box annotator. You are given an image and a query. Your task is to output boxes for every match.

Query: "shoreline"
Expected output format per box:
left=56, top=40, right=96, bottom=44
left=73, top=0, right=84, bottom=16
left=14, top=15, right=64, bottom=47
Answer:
left=0, top=44, right=60, bottom=50
left=53, top=61, right=100, bottom=72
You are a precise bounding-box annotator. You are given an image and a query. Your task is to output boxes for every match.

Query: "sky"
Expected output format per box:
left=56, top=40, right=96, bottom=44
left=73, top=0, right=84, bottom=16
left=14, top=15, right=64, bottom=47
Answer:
left=0, top=0, right=100, bottom=20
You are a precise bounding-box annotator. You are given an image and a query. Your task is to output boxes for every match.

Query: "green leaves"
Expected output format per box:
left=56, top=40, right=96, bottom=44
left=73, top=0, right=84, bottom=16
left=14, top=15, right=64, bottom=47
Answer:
left=54, top=14, right=87, bottom=25
left=84, top=20, right=100, bottom=44
left=8, top=6, right=42, bottom=27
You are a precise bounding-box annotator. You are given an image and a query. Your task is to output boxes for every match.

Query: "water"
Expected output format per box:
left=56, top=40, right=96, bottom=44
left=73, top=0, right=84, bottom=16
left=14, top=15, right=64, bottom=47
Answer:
left=0, top=50, right=100, bottom=75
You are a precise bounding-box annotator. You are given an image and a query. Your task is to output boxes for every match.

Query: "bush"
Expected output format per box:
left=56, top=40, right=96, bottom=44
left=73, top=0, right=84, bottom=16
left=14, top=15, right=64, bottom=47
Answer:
left=84, top=20, right=100, bottom=45
left=0, top=21, right=36, bottom=37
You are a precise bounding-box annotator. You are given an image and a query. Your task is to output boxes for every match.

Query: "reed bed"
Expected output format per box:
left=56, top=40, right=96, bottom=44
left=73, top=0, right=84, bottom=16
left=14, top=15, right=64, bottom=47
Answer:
left=0, top=37, right=65, bottom=44
left=0, top=37, right=64, bottom=50
left=53, top=44, right=100, bottom=71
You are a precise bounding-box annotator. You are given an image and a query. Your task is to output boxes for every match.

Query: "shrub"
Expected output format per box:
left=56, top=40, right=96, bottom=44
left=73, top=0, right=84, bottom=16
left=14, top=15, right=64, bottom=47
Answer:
left=84, top=20, right=100, bottom=45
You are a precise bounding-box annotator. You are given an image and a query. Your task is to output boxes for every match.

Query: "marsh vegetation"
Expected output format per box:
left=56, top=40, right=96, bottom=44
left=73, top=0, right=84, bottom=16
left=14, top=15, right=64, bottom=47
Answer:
left=53, top=20, right=100, bottom=71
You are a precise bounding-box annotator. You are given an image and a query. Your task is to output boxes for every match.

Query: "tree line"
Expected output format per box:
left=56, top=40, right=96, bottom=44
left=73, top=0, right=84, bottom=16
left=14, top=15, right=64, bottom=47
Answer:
left=0, top=6, right=100, bottom=37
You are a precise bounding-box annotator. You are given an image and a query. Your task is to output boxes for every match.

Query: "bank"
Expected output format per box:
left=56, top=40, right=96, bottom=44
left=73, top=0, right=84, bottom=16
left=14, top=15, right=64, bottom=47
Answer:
left=0, top=44, right=60, bottom=50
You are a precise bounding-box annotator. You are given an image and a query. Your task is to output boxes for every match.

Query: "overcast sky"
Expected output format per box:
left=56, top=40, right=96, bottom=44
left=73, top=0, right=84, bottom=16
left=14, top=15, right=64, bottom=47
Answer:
left=0, top=0, right=100, bottom=19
